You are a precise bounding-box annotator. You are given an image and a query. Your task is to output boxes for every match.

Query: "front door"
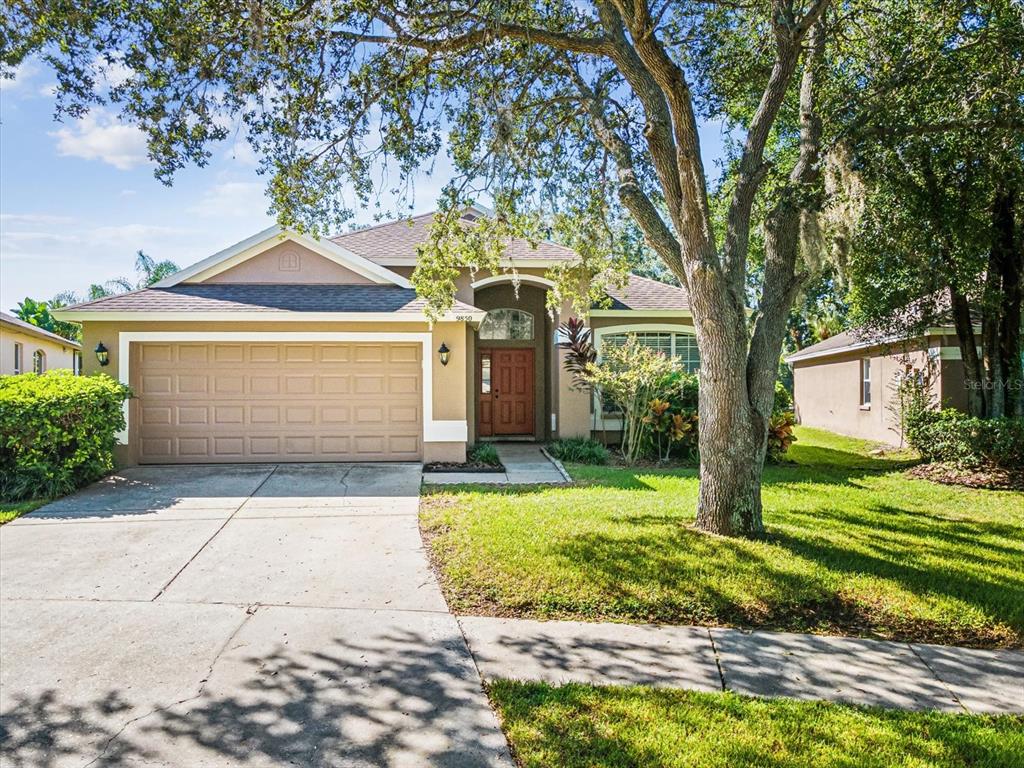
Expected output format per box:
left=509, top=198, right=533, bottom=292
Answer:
left=478, top=348, right=534, bottom=436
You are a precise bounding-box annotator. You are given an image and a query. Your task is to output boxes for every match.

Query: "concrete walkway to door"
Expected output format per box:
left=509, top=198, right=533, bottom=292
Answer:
left=0, top=463, right=513, bottom=768
left=425, top=442, right=569, bottom=485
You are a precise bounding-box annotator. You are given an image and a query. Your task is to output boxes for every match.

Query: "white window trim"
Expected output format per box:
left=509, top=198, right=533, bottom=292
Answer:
left=471, top=274, right=556, bottom=291
left=860, top=357, right=872, bottom=408
left=32, top=349, right=46, bottom=374
left=13, top=342, right=22, bottom=374
left=115, top=331, right=466, bottom=446
left=591, top=323, right=699, bottom=429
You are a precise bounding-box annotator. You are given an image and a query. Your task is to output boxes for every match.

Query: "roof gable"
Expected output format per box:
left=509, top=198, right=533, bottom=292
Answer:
left=154, top=226, right=413, bottom=289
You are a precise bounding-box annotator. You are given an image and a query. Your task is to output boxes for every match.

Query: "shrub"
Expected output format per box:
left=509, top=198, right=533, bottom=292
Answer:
left=468, top=443, right=501, bottom=466
left=772, top=381, right=793, bottom=415
left=766, top=411, right=798, bottom=462
left=547, top=437, right=609, bottom=465
left=581, top=339, right=681, bottom=464
left=905, top=408, right=1024, bottom=469
left=0, top=371, right=132, bottom=500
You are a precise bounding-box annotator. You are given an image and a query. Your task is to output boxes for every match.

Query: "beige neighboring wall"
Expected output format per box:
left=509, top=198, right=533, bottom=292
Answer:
left=201, top=241, right=376, bottom=284
left=0, top=322, right=79, bottom=375
left=792, top=344, right=934, bottom=445
left=80, top=318, right=469, bottom=465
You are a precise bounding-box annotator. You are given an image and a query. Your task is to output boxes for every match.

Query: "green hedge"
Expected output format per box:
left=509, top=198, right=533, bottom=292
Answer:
left=905, top=409, right=1024, bottom=469
left=0, top=371, right=132, bottom=500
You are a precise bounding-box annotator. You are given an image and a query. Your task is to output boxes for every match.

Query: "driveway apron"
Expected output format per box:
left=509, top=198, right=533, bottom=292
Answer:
left=0, top=463, right=512, bottom=768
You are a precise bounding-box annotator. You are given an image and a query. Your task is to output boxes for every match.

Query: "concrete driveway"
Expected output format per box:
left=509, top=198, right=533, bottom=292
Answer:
left=0, top=464, right=512, bottom=767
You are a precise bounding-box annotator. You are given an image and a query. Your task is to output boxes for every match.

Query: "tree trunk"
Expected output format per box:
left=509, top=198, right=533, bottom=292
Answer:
left=950, top=285, right=987, bottom=417
left=694, top=309, right=764, bottom=536
left=992, top=184, right=1022, bottom=417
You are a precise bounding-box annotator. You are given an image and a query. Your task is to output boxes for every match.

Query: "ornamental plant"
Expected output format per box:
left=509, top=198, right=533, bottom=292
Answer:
left=0, top=371, right=132, bottom=500
left=581, top=339, right=680, bottom=464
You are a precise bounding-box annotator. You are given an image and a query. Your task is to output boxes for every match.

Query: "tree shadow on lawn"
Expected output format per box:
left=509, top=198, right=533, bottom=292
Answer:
left=542, top=502, right=1022, bottom=646
left=491, top=682, right=1023, bottom=768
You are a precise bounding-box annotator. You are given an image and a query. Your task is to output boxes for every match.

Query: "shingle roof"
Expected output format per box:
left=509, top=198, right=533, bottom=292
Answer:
left=0, top=311, right=81, bottom=347
left=331, top=210, right=578, bottom=264
left=58, top=284, right=482, bottom=316
left=784, top=330, right=863, bottom=362
left=602, top=275, right=690, bottom=311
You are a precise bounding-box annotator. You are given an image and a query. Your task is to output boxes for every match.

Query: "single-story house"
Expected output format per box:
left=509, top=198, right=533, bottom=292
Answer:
left=54, top=207, right=694, bottom=465
left=786, top=326, right=971, bottom=444
left=0, top=311, right=82, bottom=376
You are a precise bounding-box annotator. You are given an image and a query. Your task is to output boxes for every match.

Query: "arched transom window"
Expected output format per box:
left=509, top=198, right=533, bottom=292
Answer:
left=479, top=308, right=534, bottom=340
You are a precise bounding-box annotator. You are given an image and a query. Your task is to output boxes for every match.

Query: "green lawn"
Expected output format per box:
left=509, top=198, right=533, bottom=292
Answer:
left=421, top=426, right=1024, bottom=647
left=0, top=499, right=46, bottom=525
left=491, top=681, right=1024, bottom=768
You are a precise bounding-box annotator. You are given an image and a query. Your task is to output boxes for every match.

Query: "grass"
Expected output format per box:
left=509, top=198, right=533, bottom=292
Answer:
left=491, top=681, right=1024, bottom=768
left=0, top=499, right=47, bottom=525
left=420, top=426, right=1024, bottom=647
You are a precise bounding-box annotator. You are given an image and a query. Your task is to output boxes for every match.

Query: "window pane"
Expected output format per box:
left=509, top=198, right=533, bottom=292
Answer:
left=674, top=333, right=700, bottom=373
left=480, top=309, right=534, bottom=340
left=481, top=355, right=491, bottom=394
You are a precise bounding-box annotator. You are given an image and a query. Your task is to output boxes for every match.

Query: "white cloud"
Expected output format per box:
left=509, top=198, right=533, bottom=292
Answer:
left=0, top=214, right=203, bottom=306
left=188, top=180, right=269, bottom=218
left=225, top=137, right=259, bottom=167
left=0, top=60, right=41, bottom=93
left=50, top=109, right=149, bottom=170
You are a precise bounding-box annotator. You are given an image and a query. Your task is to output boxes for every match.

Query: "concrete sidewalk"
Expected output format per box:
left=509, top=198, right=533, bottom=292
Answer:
left=459, top=616, right=1024, bottom=714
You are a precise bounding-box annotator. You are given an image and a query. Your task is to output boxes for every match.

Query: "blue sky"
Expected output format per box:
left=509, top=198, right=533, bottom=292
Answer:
left=1, top=57, right=730, bottom=311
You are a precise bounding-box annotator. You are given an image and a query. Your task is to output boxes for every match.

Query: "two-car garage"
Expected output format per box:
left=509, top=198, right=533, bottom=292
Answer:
left=131, top=341, right=424, bottom=463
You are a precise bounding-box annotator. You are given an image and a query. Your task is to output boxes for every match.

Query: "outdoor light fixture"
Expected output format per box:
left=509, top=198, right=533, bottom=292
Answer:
left=438, top=342, right=451, bottom=367
left=95, top=342, right=110, bottom=366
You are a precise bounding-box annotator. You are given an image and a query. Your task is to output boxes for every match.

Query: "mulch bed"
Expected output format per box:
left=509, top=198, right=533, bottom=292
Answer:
left=907, top=462, right=1024, bottom=491
left=423, top=461, right=505, bottom=473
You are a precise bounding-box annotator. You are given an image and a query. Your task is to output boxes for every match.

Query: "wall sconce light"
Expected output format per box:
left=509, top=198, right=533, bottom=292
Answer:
left=438, top=342, right=451, bottom=367
left=95, top=342, right=110, bottom=366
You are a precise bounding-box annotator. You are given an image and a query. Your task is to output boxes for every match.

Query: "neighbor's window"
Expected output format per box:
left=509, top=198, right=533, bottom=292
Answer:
left=32, top=349, right=46, bottom=374
left=860, top=358, right=872, bottom=406
left=73, top=350, right=83, bottom=375
left=479, top=308, right=534, bottom=340
left=603, top=331, right=700, bottom=373
left=13, top=342, right=22, bottom=374
left=481, top=353, right=492, bottom=394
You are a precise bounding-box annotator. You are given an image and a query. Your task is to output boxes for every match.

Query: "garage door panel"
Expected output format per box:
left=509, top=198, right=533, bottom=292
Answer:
left=135, top=342, right=423, bottom=462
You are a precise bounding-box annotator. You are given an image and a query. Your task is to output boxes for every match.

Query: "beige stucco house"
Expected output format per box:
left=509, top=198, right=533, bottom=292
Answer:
left=786, top=327, right=970, bottom=444
left=54, top=208, right=693, bottom=465
left=0, top=311, right=81, bottom=376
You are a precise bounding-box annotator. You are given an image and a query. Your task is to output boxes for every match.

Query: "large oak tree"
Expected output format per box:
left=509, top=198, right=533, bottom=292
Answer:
left=3, top=0, right=832, bottom=536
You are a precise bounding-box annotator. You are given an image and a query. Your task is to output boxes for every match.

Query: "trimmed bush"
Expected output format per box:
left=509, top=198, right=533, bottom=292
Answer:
left=0, top=371, right=132, bottom=500
left=468, top=442, right=501, bottom=466
left=547, top=437, right=610, bottom=465
left=905, top=408, right=1024, bottom=469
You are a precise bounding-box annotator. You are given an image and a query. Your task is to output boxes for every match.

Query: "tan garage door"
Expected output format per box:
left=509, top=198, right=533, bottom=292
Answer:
left=133, top=342, right=422, bottom=463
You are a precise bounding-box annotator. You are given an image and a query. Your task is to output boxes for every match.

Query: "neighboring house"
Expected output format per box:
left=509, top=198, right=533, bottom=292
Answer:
left=786, top=327, right=971, bottom=444
left=54, top=207, right=693, bottom=465
left=0, top=311, right=82, bottom=376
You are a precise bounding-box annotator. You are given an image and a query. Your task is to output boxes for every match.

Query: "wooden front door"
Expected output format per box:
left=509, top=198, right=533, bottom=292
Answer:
left=478, top=348, right=534, bottom=436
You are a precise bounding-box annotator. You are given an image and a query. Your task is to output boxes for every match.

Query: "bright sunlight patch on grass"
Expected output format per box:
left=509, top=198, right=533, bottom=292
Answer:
left=0, top=500, right=46, bottom=525
left=420, top=427, right=1024, bottom=647
left=491, top=681, right=1024, bottom=768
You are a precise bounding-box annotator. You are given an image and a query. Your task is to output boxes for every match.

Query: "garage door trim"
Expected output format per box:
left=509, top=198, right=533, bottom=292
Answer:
left=116, top=331, right=467, bottom=447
